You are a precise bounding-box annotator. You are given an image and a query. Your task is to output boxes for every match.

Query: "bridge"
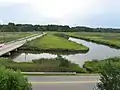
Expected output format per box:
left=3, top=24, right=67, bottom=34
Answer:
left=0, top=33, right=46, bottom=56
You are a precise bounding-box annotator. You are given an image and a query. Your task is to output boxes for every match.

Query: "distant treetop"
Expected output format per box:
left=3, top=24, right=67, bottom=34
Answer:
left=0, top=22, right=120, bottom=32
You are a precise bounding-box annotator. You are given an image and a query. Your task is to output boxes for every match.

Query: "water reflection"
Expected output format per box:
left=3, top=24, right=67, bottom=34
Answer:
left=11, top=37, right=120, bottom=66
left=64, top=37, right=120, bottom=66
left=12, top=53, right=57, bottom=62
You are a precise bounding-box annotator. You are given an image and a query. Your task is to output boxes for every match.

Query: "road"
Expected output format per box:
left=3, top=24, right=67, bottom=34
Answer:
left=28, top=76, right=99, bottom=90
left=0, top=33, right=46, bottom=56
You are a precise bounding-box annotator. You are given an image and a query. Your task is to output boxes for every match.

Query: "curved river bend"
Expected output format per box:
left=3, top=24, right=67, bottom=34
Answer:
left=10, top=37, right=120, bottom=66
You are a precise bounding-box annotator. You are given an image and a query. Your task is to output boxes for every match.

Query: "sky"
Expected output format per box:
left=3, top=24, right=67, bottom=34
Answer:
left=0, top=0, right=120, bottom=28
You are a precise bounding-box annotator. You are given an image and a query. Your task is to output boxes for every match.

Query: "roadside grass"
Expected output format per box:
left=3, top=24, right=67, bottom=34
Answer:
left=0, top=32, right=34, bottom=43
left=22, top=33, right=89, bottom=53
left=64, top=32, right=120, bottom=48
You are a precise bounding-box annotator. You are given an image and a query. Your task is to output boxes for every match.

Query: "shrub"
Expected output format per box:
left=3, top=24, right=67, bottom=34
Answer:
left=0, top=57, right=85, bottom=73
left=83, top=57, right=120, bottom=73
left=95, top=61, right=120, bottom=90
left=0, top=58, right=14, bottom=67
left=58, top=55, right=70, bottom=68
left=0, top=67, right=32, bottom=90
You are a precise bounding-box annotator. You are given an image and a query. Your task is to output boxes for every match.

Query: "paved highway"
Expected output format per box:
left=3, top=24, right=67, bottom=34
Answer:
left=0, top=33, right=46, bottom=56
left=28, top=76, right=99, bottom=90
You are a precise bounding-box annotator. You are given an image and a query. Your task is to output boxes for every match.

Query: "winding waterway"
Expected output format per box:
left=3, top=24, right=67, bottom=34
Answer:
left=10, top=37, right=120, bottom=66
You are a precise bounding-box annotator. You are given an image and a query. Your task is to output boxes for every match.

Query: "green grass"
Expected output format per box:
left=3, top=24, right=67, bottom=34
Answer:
left=0, top=57, right=85, bottom=73
left=0, top=32, right=34, bottom=43
left=2, top=57, right=120, bottom=74
left=22, top=33, right=89, bottom=52
left=83, top=57, right=120, bottom=73
left=64, top=32, right=120, bottom=48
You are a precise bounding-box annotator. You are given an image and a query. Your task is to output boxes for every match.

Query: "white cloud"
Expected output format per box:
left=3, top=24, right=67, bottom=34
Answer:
left=0, top=0, right=29, bottom=7
left=0, top=0, right=120, bottom=27
left=29, top=0, right=98, bottom=17
left=0, top=0, right=28, bottom=3
left=26, top=0, right=102, bottom=25
left=0, top=20, right=3, bottom=24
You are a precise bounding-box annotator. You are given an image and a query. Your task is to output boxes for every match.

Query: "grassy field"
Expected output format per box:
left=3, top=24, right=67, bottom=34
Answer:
left=64, top=32, right=120, bottom=48
left=0, top=56, right=85, bottom=73
left=22, top=33, right=89, bottom=53
left=1, top=56, right=120, bottom=73
left=0, top=32, right=34, bottom=43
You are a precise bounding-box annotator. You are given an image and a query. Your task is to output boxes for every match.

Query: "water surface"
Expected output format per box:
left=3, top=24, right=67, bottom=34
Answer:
left=11, top=37, right=120, bottom=66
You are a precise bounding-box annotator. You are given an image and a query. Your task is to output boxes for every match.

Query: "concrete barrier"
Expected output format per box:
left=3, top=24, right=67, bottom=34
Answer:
left=22, top=72, right=76, bottom=75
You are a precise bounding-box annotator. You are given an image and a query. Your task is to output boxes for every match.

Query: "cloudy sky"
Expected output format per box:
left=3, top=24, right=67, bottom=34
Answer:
left=0, top=0, right=120, bottom=27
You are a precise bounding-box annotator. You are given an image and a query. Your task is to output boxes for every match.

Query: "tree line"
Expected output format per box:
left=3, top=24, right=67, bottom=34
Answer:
left=0, top=22, right=120, bottom=32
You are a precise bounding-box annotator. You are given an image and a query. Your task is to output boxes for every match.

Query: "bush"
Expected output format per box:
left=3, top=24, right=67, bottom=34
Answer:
left=58, top=55, right=70, bottom=68
left=54, top=33, right=69, bottom=39
left=0, top=57, right=85, bottom=73
left=95, top=61, right=120, bottom=90
left=83, top=60, right=103, bottom=73
left=0, top=67, right=32, bottom=90
left=83, top=57, right=120, bottom=73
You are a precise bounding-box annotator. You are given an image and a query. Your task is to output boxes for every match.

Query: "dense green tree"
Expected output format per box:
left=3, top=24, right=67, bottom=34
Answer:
left=95, top=62, right=120, bottom=90
left=0, top=67, right=32, bottom=90
left=0, top=22, right=120, bottom=32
